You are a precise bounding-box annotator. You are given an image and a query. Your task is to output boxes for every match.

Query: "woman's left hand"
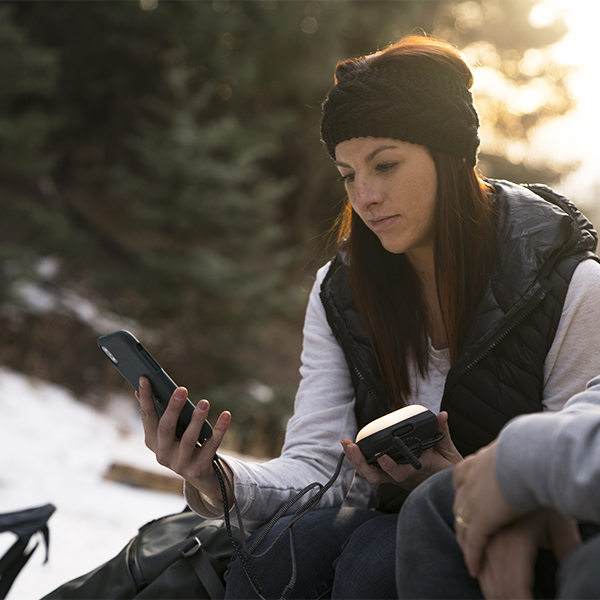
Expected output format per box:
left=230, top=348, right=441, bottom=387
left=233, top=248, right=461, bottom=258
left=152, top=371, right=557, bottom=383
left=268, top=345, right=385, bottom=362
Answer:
left=341, top=411, right=462, bottom=490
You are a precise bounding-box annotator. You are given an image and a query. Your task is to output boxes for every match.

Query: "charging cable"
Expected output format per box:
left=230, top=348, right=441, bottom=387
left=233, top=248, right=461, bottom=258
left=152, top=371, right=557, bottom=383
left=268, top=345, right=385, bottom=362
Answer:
left=212, top=451, right=347, bottom=600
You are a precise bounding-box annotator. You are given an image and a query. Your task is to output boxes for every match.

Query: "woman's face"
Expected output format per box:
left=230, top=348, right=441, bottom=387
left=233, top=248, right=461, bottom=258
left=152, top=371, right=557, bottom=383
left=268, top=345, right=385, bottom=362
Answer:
left=335, top=137, right=438, bottom=265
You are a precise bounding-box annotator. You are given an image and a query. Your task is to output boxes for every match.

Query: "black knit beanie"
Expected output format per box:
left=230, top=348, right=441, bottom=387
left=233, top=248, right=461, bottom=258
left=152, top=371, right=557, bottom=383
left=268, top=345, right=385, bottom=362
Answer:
left=320, top=62, right=480, bottom=167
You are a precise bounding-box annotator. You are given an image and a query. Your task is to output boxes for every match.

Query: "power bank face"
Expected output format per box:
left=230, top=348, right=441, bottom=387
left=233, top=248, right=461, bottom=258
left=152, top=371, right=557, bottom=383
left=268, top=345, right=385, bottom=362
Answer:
left=355, top=405, right=439, bottom=466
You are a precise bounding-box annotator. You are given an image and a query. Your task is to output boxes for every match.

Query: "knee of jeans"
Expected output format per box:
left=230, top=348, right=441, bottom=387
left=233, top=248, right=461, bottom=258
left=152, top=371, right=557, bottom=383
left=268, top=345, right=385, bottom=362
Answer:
left=332, top=516, right=398, bottom=598
left=337, top=515, right=398, bottom=572
left=403, top=469, right=454, bottom=516
left=223, top=554, right=241, bottom=587
left=558, top=535, right=600, bottom=599
left=397, top=469, right=456, bottom=544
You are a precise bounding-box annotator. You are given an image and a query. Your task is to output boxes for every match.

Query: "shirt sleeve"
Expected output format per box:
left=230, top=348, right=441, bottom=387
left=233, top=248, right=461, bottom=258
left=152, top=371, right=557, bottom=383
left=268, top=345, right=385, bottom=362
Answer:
left=185, top=263, right=372, bottom=530
left=496, top=375, right=600, bottom=521
left=543, top=259, right=600, bottom=411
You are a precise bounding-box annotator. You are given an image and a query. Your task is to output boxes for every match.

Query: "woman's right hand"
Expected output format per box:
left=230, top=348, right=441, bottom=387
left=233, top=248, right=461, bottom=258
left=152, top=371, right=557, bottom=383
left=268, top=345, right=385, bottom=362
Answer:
left=136, top=376, right=234, bottom=504
left=342, top=411, right=462, bottom=490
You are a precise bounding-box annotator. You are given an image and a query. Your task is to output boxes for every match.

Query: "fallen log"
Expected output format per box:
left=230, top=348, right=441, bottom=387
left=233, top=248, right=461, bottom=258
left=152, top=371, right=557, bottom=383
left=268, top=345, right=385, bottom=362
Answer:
left=104, top=462, right=184, bottom=494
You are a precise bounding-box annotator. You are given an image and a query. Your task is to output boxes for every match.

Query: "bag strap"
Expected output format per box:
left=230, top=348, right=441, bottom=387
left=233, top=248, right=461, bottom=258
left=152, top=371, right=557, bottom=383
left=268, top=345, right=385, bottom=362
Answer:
left=179, top=537, right=226, bottom=600
left=0, top=504, right=56, bottom=600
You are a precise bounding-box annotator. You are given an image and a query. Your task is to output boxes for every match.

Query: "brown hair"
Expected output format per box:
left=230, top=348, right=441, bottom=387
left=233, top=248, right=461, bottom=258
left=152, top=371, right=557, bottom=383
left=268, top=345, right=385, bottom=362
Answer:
left=336, top=35, right=474, bottom=87
left=333, top=35, right=496, bottom=407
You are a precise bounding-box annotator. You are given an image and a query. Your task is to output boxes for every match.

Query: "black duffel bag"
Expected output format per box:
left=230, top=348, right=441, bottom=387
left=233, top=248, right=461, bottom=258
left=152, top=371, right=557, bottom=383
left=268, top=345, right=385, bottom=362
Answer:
left=43, top=509, right=242, bottom=600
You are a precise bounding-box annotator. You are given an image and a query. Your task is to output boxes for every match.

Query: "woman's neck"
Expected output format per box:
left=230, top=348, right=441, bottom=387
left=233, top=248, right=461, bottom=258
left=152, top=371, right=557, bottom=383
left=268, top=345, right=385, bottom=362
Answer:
left=409, top=252, right=448, bottom=350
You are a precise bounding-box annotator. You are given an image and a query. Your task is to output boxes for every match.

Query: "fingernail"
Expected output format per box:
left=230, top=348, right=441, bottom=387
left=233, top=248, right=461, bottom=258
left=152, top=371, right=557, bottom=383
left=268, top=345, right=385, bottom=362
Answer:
left=139, top=377, right=146, bottom=389
left=197, top=399, right=209, bottom=412
left=174, top=388, right=187, bottom=402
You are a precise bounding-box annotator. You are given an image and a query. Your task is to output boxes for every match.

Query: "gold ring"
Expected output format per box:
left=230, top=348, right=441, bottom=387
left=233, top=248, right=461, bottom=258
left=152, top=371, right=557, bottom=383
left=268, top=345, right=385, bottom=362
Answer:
left=455, top=508, right=470, bottom=529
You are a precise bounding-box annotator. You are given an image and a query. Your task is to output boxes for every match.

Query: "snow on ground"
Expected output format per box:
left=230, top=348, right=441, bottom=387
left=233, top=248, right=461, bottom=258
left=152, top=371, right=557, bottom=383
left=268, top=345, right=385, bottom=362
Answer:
left=0, top=366, right=195, bottom=599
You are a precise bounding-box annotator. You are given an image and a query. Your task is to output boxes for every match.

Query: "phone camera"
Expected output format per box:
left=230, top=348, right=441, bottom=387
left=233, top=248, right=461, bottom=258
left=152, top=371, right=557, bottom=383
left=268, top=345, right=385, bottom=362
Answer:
left=101, top=346, right=119, bottom=364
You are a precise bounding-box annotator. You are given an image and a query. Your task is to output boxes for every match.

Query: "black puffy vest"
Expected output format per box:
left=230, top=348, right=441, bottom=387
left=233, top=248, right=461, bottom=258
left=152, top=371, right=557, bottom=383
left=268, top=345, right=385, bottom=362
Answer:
left=320, top=180, right=599, bottom=512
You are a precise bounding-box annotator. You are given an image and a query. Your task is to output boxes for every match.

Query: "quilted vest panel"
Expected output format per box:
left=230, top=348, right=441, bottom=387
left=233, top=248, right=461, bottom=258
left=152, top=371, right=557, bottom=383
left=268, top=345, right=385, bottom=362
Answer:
left=320, top=181, right=599, bottom=512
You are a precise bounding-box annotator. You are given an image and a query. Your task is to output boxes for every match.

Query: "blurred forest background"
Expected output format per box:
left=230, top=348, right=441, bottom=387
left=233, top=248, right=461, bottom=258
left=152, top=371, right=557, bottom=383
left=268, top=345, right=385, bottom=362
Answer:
left=0, top=0, right=590, bottom=457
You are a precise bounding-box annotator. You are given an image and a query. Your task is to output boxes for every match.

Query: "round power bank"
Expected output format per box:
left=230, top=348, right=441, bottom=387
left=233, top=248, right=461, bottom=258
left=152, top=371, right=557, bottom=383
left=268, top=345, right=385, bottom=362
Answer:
left=355, top=405, right=441, bottom=469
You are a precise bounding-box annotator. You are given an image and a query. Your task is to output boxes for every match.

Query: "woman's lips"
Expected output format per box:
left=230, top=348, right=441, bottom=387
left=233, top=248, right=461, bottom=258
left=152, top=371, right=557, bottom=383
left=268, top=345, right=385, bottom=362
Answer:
left=369, top=215, right=399, bottom=231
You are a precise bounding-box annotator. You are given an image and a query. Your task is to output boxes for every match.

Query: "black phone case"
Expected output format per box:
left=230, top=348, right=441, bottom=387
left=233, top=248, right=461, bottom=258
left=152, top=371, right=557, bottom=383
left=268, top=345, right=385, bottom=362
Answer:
left=97, top=330, right=212, bottom=443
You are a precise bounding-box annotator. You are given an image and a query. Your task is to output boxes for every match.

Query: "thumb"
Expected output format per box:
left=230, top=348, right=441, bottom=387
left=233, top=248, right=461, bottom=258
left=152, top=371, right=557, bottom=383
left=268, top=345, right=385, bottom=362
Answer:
left=435, top=411, right=462, bottom=460
left=437, top=410, right=450, bottom=435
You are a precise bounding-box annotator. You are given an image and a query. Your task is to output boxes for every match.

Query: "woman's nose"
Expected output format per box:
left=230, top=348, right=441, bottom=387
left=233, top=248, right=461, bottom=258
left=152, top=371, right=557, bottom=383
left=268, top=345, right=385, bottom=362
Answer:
left=352, top=179, right=382, bottom=212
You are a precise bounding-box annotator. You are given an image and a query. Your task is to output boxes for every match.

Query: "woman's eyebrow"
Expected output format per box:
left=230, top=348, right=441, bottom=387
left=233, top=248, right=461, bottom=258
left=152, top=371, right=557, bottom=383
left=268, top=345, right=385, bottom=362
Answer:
left=365, top=145, right=398, bottom=162
left=334, top=144, right=398, bottom=168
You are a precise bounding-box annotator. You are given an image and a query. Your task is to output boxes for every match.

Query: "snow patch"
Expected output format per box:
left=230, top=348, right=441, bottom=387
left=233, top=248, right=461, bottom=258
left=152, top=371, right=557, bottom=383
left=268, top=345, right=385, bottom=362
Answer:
left=0, top=367, right=188, bottom=599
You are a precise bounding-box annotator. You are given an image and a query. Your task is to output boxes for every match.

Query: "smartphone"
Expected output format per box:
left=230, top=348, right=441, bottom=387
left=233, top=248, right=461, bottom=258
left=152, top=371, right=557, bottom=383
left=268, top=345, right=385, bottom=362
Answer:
left=97, top=330, right=212, bottom=443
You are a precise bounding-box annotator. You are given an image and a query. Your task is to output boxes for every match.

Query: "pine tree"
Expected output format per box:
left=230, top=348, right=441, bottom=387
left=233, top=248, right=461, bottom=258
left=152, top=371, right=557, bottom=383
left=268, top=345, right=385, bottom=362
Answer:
left=0, top=4, right=60, bottom=298
left=0, top=0, right=575, bottom=454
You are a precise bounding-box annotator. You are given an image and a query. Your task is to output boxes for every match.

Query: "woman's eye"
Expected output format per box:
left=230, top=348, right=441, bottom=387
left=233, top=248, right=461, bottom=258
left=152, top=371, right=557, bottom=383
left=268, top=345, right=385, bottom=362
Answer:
left=338, top=173, right=354, bottom=184
left=376, top=162, right=396, bottom=173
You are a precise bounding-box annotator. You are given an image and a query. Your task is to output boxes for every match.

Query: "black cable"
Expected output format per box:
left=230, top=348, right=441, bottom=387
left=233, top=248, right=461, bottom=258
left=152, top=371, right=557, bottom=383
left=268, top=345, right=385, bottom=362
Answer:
left=248, top=452, right=347, bottom=556
left=212, top=456, right=264, bottom=597
left=212, top=451, right=348, bottom=600
left=366, top=432, right=445, bottom=467
left=211, top=433, right=444, bottom=598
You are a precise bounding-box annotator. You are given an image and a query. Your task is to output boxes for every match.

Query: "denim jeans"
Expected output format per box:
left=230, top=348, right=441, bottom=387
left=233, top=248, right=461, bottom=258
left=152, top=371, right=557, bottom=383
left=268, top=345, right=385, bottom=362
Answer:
left=224, top=506, right=398, bottom=599
left=396, top=469, right=484, bottom=599
left=396, top=468, right=560, bottom=599
left=557, top=531, right=600, bottom=598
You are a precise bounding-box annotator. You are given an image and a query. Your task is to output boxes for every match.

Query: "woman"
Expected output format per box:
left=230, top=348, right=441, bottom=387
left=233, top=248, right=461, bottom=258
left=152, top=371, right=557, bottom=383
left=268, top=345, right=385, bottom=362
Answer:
left=137, top=34, right=600, bottom=599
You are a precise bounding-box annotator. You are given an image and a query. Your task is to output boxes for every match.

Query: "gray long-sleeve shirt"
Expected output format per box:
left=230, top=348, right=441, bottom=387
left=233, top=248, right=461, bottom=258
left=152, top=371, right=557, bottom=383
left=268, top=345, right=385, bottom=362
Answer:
left=497, top=374, right=600, bottom=522
left=186, top=259, right=600, bottom=530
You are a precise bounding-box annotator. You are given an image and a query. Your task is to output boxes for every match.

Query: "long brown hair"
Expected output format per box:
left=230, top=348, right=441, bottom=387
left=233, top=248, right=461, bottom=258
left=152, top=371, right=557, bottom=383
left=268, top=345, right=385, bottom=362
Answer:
left=333, top=35, right=497, bottom=407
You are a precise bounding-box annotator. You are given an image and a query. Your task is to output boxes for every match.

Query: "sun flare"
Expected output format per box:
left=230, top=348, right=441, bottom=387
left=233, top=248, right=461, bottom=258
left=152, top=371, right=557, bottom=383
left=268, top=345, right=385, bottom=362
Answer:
left=527, top=0, right=600, bottom=208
